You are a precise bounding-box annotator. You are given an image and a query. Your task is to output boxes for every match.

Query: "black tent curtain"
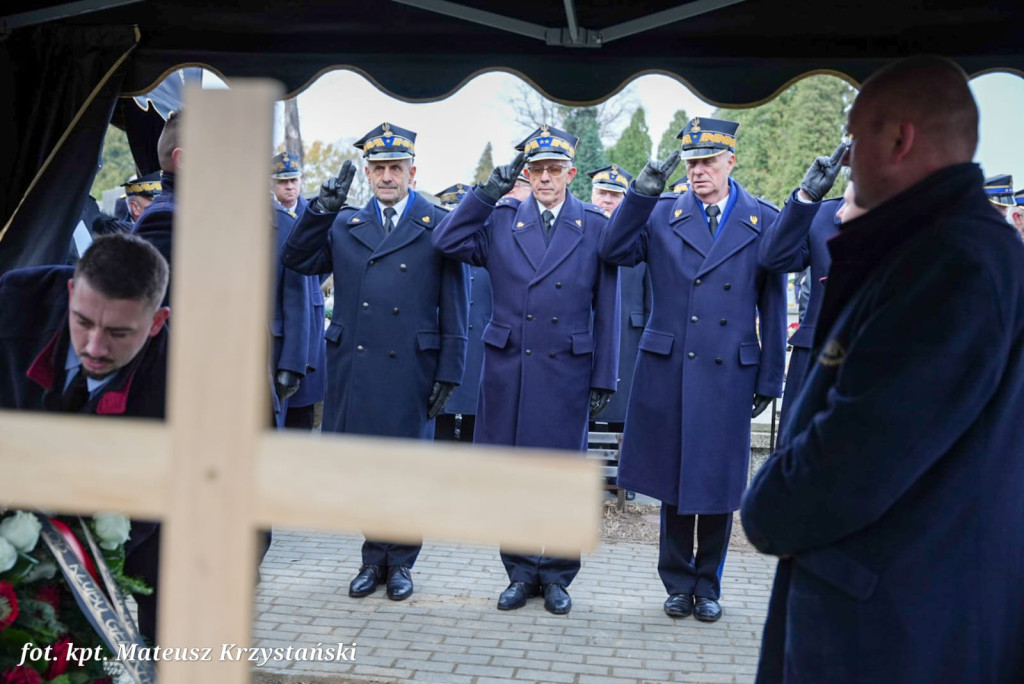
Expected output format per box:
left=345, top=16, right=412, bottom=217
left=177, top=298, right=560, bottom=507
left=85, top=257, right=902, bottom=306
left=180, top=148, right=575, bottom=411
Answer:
left=0, top=24, right=138, bottom=274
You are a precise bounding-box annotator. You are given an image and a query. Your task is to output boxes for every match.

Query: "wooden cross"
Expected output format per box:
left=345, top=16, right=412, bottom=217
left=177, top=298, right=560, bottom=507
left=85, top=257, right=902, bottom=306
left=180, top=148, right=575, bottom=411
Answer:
left=0, top=82, right=601, bottom=684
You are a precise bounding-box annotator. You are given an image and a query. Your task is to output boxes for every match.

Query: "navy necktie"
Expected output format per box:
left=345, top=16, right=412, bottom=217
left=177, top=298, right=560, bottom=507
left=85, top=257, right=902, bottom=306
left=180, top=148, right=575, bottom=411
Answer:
left=542, top=210, right=555, bottom=245
left=706, top=204, right=721, bottom=237
left=383, top=207, right=397, bottom=234
left=61, top=369, right=90, bottom=413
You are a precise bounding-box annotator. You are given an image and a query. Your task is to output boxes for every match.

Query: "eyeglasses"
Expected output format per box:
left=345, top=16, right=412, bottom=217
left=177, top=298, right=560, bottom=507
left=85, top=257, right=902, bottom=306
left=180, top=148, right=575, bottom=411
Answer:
left=527, top=163, right=569, bottom=177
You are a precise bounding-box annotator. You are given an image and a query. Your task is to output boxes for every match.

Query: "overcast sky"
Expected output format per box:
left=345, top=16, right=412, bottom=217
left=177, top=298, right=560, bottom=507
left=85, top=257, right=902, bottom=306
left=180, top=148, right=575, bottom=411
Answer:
left=206, top=68, right=1023, bottom=197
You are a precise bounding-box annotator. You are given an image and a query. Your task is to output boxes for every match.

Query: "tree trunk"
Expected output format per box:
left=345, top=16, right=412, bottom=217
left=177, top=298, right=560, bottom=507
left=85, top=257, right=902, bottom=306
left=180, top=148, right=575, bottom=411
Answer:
left=284, top=99, right=303, bottom=167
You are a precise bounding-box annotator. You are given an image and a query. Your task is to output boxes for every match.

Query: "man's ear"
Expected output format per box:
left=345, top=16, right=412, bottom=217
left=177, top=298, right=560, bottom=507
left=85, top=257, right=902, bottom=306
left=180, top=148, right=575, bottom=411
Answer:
left=566, top=167, right=578, bottom=183
left=891, top=121, right=916, bottom=164
left=172, top=147, right=184, bottom=171
left=149, top=307, right=171, bottom=336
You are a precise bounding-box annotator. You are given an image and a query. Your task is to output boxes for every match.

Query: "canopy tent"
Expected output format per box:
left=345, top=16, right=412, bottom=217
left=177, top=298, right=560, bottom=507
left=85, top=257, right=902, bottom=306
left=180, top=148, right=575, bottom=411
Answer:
left=1, top=0, right=1022, bottom=271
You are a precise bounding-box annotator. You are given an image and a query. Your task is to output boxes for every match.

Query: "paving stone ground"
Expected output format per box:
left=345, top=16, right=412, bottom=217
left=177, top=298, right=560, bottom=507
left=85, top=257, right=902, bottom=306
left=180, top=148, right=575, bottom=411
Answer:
left=252, top=529, right=776, bottom=683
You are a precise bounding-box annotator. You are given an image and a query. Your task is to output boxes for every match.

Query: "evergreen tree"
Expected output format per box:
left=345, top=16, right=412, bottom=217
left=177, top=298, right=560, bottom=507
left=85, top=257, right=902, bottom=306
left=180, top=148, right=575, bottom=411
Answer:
left=607, top=107, right=652, bottom=179
left=91, top=127, right=136, bottom=199
left=657, top=109, right=691, bottom=160
left=473, top=142, right=495, bottom=184
left=562, top=107, right=606, bottom=202
left=715, top=75, right=854, bottom=206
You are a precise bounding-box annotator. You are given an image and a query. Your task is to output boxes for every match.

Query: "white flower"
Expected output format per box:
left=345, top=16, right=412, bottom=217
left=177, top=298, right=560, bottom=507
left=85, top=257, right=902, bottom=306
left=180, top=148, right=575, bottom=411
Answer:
left=92, top=513, right=131, bottom=551
left=0, top=511, right=41, bottom=553
left=0, top=537, right=16, bottom=573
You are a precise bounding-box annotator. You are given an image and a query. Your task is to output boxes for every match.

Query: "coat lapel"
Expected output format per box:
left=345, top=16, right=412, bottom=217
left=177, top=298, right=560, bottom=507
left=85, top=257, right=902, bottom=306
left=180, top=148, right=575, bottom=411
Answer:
left=512, top=200, right=547, bottom=272
left=533, top=194, right=584, bottom=283
left=372, top=194, right=429, bottom=259
left=697, top=190, right=760, bottom=277
left=347, top=203, right=384, bottom=252
left=670, top=193, right=712, bottom=258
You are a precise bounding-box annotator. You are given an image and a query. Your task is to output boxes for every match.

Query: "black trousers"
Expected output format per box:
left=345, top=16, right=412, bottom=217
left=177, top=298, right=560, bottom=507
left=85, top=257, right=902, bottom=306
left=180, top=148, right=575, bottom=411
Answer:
left=658, top=504, right=732, bottom=599
left=284, top=403, right=316, bottom=430
left=361, top=540, right=421, bottom=569
left=499, top=550, right=580, bottom=588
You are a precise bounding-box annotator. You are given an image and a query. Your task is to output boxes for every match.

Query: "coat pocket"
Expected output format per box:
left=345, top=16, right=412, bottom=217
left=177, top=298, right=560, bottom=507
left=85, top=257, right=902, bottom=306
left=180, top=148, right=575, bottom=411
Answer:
left=629, top=311, right=646, bottom=328
left=571, top=331, right=595, bottom=355
left=481, top=321, right=512, bottom=349
left=417, top=330, right=442, bottom=351
left=324, top=323, right=343, bottom=345
left=739, top=341, right=761, bottom=366
left=638, top=329, right=674, bottom=356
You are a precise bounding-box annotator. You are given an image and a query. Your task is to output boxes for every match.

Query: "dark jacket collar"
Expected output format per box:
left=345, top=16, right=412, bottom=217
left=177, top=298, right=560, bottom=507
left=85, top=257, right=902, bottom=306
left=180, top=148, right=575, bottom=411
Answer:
left=814, top=162, right=987, bottom=349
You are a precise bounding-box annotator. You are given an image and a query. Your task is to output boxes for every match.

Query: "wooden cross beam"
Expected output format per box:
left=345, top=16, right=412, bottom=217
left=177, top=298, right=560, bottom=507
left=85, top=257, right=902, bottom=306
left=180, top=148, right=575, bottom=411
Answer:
left=0, top=81, right=601, bottom=684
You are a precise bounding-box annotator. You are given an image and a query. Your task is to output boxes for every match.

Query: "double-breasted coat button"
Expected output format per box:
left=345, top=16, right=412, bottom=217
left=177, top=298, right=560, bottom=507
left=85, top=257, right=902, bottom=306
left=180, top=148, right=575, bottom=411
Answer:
left=715, top=358, right=723, bottom=364
left=362, top=302, right=369, bottom=309
left=688, top=352, right=696, bottom=359
left=369, top=259, right=376, bottom=266
left=555, top=282, right=563, bottom=289
left=695, top=278, right=702, bottom=286
left=393, top=307, right=400, bottom=315
left=526, top=314, right=534, bottom=321
left=691, top=315, right=699, bottom=323
left=389, top=351, right=397, bottom=358
left=525, top=349, right=533, bottom=356
left=549, top=352, right=557, bottom=358
left=399, top=264, right=407, bottom=271
left=356, top=345, right=365, bottom=352
left=551, top=317, right=558, bottom=323
left=720, top=319, right=727, bottom=325
left=468, top=324, right=474, bottom=329
left=723, top=283, right=731, bottom=290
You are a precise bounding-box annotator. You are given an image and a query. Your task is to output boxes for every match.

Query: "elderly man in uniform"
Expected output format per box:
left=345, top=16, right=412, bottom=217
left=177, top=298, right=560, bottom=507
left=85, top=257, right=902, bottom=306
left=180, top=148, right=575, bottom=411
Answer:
left=432, top=183, right=491, bottom=443
left=600, top=117, right=787, bottom=623
left=742, top=56, right=1024, bottom=683
left=282, top=122, right=468, bottom=602
left=270, top=152, right=326, bottom=430
left=122, top=172, right=162, bottom=224
left=433, top=126, right=620, bottom=615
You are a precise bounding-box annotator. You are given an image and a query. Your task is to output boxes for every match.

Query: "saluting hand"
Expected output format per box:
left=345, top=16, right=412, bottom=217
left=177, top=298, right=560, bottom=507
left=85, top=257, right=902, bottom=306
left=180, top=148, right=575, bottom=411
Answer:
left=315, top=159, right=356, bottom=212
left=478, top=152, right=526, bottom=204
left=798, top=141, right=848, bottom=202
left=634, top=150, right=681, bottom=197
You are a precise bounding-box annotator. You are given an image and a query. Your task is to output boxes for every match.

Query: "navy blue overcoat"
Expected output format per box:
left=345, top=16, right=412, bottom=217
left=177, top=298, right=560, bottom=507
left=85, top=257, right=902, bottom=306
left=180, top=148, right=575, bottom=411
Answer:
left=281, top=193, right=468, bottom=438
left=601, top=263, right=649, bottom=423
left=600, top=180, right=787, bottom=513
left=272, top=196, right=326, bottom=411
left=442, top=264, right=491, bottom=415
left=433, top=189, right=620, bottom=451
left=742, top=163, right=1024, bottom=684
left=757, top=194, right=840, bottom=434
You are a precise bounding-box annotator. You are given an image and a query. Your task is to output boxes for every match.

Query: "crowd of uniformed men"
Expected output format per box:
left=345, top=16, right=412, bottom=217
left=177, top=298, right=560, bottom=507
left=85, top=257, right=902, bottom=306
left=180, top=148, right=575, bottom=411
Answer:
left=2, top=55, right=1023, bottom=683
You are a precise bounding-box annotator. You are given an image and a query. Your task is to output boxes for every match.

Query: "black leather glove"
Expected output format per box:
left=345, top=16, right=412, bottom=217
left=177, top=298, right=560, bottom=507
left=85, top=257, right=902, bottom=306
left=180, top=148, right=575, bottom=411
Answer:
left=478, top=152, right=526, bottom=204
left=752, top=393, right=773, bottom=418
left=427, top=381, right=457, bottom=419
left=799, top=141, right=848, bottom=202
left=634, top=150, right=681, bottom=197
left=589, top=389, right=614, bottom=418
left=275, top=370, right=302, bottom=400
left=314, top=159, right=356, bottom=212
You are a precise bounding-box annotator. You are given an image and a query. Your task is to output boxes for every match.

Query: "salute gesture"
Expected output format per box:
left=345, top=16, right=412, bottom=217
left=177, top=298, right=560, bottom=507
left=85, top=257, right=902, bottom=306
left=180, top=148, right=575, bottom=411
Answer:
left=478, top=152, right=526, bottom=203
left=634, top=150, right=681, bottom=196
left=315, top=159, right=357, bottom=212
left=798, top=140, right=848, bottom=202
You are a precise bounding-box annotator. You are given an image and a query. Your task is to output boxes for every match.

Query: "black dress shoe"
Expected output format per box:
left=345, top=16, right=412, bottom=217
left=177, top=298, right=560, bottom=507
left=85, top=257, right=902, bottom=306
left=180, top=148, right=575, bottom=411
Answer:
left=543, top=584, right=572, bottom=615
left=497, top=581, right=533, bottom=611
left=349, top=564, right=382, bottom=598
left=386, top=565, right=414, bottom=601
left=664, top=593, right=693, bottom=618
left=694, top=597, right=722, bottom=622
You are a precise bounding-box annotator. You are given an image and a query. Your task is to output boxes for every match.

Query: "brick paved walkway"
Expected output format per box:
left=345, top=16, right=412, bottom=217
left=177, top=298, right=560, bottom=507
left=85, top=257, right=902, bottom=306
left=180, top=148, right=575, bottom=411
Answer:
left=253, top=529, right=776, bottom=683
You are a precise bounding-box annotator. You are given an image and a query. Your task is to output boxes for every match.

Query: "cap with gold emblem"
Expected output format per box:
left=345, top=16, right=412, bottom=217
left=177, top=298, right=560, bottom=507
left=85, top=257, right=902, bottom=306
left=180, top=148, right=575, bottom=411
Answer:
left=515, top=124, right=578, bottom=163
left=667, top=177, right=690, bottom=194
left=354, top=122, right=417, bottom=161
left=435, top=183, right=470, bottom=207
left=271, top=152, right=302, bottom=179
left=1015, top=188, right=1024, bottom=206
left=984, top=174, right=1015, bottom=207
left=121, top=171, right=162, bottom=198
left=676, top=117, right=739, bottom=160
left=588, top=164, right=632, bottom=193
